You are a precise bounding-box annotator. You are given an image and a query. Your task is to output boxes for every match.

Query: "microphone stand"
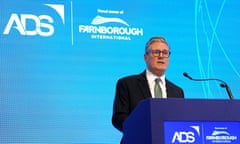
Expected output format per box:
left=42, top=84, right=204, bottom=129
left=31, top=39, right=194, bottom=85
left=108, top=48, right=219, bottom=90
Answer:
left=220, top=84, right=234, bottom=100
left=183, top=72, right=234, bottom=100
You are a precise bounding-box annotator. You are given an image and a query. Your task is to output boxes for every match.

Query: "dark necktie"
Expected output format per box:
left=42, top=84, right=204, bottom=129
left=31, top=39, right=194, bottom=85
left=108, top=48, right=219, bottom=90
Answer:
left=154, top=78, right=162, bottom=98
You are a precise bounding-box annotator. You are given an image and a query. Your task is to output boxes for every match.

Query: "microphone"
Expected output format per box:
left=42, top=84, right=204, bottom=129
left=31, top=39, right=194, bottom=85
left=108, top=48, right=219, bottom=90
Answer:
left=183, top=72, right=234, bottom=99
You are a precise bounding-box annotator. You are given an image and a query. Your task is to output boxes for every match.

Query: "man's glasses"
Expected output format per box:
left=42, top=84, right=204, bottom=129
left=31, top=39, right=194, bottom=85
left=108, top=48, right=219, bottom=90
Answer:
left=146, top=49, right=171, bottom=58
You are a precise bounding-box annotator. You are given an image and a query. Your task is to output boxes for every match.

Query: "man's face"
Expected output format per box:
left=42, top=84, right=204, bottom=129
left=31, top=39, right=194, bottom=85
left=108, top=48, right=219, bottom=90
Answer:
left=144, top=41, right=170, bottom=76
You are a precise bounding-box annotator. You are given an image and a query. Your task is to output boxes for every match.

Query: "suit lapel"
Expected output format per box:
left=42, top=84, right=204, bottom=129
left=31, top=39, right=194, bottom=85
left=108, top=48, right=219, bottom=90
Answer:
left=166, top=79, right=175, bottom=98
left=137, top=71, right=152, bottom=98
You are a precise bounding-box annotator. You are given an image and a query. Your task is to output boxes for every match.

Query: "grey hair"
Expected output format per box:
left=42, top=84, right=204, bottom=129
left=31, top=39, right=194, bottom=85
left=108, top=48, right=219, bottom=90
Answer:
left=145, top=36, right=169, bottom=53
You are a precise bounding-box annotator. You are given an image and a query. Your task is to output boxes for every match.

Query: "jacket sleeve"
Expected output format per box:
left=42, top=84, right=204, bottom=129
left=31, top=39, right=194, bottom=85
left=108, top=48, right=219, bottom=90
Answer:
left=112, top=78, right=130, bottom=131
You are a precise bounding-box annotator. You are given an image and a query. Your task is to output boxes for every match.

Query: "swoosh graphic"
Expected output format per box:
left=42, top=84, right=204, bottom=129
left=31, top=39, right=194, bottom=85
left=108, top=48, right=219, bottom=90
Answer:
left=45, top=4, right=65, bottom=24
left=91, top=15, right=129, bottom=26
left=190, top=126, right=200, bottom=136
left=212, top=130, right=230, bottom=136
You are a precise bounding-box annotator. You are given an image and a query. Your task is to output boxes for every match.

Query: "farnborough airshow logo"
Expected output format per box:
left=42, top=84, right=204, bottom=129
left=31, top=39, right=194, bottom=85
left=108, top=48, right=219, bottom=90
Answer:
left=206, top=127, right=238, bottom=143
left=3, top=4, right=64, bottom=37
left=78, top=9, right=144, bottom=41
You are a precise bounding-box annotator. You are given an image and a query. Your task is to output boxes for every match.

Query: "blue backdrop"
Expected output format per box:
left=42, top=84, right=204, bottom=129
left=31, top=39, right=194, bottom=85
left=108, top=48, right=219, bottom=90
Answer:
left=1, top=0, right=240, bottom=143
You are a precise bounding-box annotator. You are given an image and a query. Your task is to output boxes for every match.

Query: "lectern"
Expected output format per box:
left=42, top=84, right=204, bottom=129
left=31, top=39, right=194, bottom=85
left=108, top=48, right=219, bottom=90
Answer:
left=123, top=98, right=240, bottom=144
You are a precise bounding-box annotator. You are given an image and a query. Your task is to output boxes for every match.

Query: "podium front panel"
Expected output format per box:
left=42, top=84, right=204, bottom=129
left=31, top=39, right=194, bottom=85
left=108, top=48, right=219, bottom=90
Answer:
left=123, top=98, right=240, bottom=144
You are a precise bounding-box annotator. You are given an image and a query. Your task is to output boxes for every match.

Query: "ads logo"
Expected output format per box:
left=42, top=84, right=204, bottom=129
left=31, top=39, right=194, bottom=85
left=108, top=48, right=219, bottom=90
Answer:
left=164, top=122, right=202, bottom=144
left=79, top=8, right=144, bottom=41
left=171, top=125, right=201, bottom=143
left=3, top=4, right=64, bottom=37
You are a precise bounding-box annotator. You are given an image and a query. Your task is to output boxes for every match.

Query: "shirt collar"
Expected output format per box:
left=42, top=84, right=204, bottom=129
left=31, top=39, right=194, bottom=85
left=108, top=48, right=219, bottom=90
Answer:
left=146, top=69, right=165, bottom=82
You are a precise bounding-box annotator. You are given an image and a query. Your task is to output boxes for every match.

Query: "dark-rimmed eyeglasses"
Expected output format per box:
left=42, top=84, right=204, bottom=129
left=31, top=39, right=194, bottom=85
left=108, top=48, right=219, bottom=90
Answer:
left=146, top=49, right=171, bottom=58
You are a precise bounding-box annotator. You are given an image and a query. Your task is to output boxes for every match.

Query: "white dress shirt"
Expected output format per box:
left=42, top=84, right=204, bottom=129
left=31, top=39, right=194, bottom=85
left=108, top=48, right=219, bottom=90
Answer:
left=146, top=69, right=167, bottom=98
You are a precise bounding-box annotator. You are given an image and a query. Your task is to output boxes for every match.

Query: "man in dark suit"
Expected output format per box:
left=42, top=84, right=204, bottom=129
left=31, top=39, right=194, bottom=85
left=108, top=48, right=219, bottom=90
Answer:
left=112, top=36, right=184, bottom=140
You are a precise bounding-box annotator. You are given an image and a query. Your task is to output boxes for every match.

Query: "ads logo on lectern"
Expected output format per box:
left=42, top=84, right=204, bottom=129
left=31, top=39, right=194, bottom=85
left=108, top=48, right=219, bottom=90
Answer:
left=3, top=4, right=65, bottom=37
left=171, top=125, right=201, bottom=143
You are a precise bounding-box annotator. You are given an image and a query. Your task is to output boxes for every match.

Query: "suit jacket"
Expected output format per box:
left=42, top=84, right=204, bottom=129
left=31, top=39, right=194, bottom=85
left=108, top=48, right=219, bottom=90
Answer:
left=112, top=71, right=184, bottom=131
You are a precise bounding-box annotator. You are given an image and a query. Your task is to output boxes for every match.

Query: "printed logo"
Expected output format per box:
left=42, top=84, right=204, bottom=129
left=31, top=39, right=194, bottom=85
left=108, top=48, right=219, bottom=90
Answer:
left=3, top=4, right=64, bottom=37
left=171, top=125, right=200, bottom=143
left=165, top=121, right=240, bottom=144
left=206, top=127, right=238, bottom=143
left=78, top=9, right=144, bottom=41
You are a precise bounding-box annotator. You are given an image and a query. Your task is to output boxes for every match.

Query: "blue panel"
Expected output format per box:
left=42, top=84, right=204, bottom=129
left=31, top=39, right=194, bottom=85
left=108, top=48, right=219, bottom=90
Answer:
left=165, top=121, right=240, bottom=144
